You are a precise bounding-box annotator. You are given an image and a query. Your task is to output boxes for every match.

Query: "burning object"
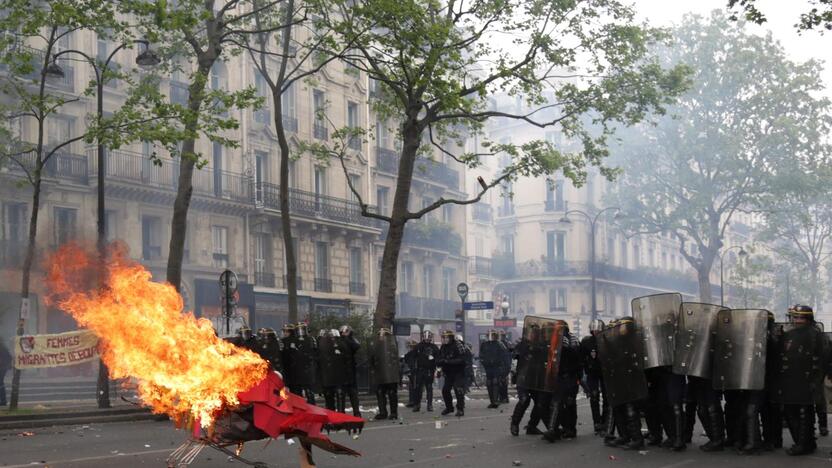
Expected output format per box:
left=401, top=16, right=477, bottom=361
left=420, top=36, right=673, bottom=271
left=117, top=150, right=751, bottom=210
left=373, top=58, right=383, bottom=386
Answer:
left=45, top=243, right=363, bottom=467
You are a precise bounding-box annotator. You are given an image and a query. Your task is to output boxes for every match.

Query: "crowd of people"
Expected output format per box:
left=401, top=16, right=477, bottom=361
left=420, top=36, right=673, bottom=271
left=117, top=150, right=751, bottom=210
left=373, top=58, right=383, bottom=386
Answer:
left=508, top=293, right=829, bottom=457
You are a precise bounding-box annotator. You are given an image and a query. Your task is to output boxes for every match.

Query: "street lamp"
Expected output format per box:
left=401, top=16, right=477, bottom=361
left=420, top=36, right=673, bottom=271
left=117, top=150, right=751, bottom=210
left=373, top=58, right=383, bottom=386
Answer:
left=45, top=39, right=159, bottom=409
left=558, top=203, right=621, bottom=322
left=719, top=245, right=747, bottom=307
left=500, top=300, right=510, bottom=319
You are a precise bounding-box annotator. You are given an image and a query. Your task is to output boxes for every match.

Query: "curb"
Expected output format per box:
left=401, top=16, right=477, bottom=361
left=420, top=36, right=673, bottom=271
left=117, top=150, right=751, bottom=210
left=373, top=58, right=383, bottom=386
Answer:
left=0, top=411, right=163, bottom=431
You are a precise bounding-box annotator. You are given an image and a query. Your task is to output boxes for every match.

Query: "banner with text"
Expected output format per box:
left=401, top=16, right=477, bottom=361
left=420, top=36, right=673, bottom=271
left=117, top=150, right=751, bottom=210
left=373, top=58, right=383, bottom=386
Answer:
left=14, top=330, right=101, bottom=369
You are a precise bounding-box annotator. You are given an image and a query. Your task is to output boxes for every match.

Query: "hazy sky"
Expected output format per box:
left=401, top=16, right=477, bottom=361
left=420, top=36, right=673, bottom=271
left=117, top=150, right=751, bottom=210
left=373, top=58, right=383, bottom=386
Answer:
left=632, top=0, right=831, bottom=93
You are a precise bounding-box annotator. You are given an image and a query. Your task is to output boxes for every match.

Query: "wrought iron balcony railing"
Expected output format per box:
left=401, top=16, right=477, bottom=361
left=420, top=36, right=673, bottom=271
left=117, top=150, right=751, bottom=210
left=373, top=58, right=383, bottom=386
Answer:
left=375, top=147, right=459, bottom=189
left=314, top=277, right=333, bottom=293
left=257, top=182, right=379, bottom=228
left=5, top=150, right=88, bottom=185
left=349, top=281, right=366, bottom=296
left=254, top=271, right=276, bottom=288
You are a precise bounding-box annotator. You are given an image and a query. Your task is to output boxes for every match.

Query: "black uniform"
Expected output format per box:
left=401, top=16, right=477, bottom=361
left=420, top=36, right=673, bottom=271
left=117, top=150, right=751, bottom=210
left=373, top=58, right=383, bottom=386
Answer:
left=438, top=338, right=467, bottom=416
left=479, top=339, right=509, bottom=407
left=542, top=330, right=581, bottom=442
left=281, top=334, right=318, bottom=404
left=509, top=338, right=546, bottom=436
left=412, top=341, right=439, bottom=411
left=255, top=333, right=283, bottom=374
left=403, top=347, right=418, bottom=407
left=499, top=337, right=513, bottom=403
left=339, top=333, right=362, bottom=416
left=580, top=334, right=605, bottom=434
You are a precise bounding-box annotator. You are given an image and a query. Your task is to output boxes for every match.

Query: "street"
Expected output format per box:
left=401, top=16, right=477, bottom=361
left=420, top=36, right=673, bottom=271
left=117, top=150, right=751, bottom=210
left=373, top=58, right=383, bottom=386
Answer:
left=2, top=398, right=830, bottom=468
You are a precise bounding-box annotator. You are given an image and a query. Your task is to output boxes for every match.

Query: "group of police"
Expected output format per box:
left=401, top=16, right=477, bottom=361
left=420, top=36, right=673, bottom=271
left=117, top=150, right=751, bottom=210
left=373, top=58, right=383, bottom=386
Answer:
left=509, top=292, right=829, bottom=457
left=228, top=323, right=363, bottom=417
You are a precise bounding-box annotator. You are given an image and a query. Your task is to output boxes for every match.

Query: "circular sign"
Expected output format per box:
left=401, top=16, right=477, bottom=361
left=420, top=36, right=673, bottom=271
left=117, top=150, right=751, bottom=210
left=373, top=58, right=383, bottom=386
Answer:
left=219, top=269, right=238, bottom=294
left=456, top=282, right=469, bottom=299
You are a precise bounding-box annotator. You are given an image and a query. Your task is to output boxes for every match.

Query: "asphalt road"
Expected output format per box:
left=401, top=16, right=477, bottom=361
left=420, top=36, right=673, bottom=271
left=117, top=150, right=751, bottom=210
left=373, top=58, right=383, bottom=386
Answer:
left=1, top=398, right=831, bottom=468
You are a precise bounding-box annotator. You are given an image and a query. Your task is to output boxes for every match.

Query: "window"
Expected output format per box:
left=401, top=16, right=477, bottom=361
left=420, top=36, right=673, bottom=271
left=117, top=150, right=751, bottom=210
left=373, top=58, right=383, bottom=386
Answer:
left=501, top=234, right=515, bottom=256
left=1, top=202, right=26, bottom=265
left=633, top=243, right=641, bottom=268
left=312, top=89, right=327, bottom=139
left=255, top=150, right=267, bottom=202
left=210, top=62, right=225, bottom=90
left=647, top=242, right=655, bottom=267
left=254, top=71, right=270, bottom=123
left=281, top=83, right=296, bottom=117
left=104, top=210, right=117, bottom=242
left=442, top=204, right=452, bottom=223
left=211, top=225, right=229, bottom=268
left=474, top=236, right=484, bottom=257
left=546, top=231, right=566, bottom=266
left=141, top=215, right=162, bottom=260
left=315, top=242, right=330, bottom=292
left=620, top=241, right=628, bottom=268
left=661, top=251, right=668, bottom=270
left=47, top=116, right=72, bottom=149
left=347, top=101, right=359, bottom=127
left=545, top=179, right=564, bottom=211
left=549, top=288, right=567, bottom=312
left=606, top=236, right=615, bottom=262
left=53, top=207, right=77, bottom=246
left=254, top=234, right=273, bottom=287
left=350, top=248, right=363, bottom=294
left=500, top=182, right=514, bottom=216
left=442, top=268, right=454, bottom=300
left=422, top=264, right=434, bottom=298
left=376, top=186, right=389, bottom=216
left=401, top=261, right=414, bottom=294
left=376, top=120, right=389, bottom=148
left=314, top=166, right=327, bottom=200
left=212, top=142, right=224, bottom=197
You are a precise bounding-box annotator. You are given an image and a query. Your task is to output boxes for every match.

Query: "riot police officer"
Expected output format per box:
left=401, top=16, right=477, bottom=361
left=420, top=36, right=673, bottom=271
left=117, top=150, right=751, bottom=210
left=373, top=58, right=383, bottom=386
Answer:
left=509, top=325, right=546, bottom=436
left=255, top=327, right=283, bottom=374
left=580, top=319, right=606, bottom=435
left=437, top=330, right=466, bottom=417
left=541, top=321, right=581, bottom=442
left=403, top=340, right=418, bottom=408
left=480, top=330, right=509, bottom=409
left=778, top=305, right=825, bottom=456
left=232, top=326, right=257, bottom=350
left=497, top=329, right=512, bottom=403
left=317, top=329, right=346, bottom=411
left=282, top=322, right=318, bottom=404
left=369, top=327, right=400, bottom=420
left=339, top=325, right=362, bottom=417
left=412, top=330, right=439, bottom=412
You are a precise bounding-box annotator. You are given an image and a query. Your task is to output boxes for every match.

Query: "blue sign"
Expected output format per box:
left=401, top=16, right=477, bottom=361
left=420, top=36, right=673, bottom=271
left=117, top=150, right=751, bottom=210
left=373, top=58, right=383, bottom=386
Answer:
left=463, top=301, right=494, bottom=311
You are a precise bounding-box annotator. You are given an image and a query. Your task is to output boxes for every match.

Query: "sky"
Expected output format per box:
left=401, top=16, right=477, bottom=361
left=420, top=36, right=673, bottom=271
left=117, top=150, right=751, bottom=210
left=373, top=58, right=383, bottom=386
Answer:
left=631, top=0, right=831, bottom=94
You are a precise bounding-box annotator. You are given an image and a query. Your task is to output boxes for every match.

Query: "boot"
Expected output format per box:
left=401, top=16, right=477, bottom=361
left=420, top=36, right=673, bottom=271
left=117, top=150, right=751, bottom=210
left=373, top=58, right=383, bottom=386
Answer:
left=527, top=401, right=543, bottom=433
left=590, top=392, right=602, bottom=434
left=487, top=380, right=498, bottom=409
left=525, top=425, right=543, bottom=435
left=817, top=404, right=828, bottom=436
left=388, top=389, right=399, bottom=420
left=624, top=404, right=645, bottom=450
left=336, top=389, right=346, bottom=414
left=645, top=406, right=663, bottom=446
left=374, top=387, right=388, bottom=420
left=787, top=406, right=817, bottom=456
left=454, top=387, right=465, bottom=417
left=562, top=397, right=578, bottom=439
left=347, top=386, right=361, bottom=418
left=670, top=404, right=687, bottom=451
left=610, top=408, right=631, bottom=447
left=684, top=401, right=697, bottom=443
left=426, top=385, right=434, bottom=412
left=541, top=398, right=561, bottom=443
left=738, top=404, right=762, bottom=455
left=603, top=405, right=618, bottom=445
left=700, top=404, right=725, bottom=452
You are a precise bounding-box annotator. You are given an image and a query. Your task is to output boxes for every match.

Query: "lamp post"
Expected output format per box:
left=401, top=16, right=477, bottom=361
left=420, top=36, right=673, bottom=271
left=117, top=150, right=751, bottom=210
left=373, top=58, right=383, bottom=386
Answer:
left=559, top=204, right=621, bottom=322
left=46, top=39, right=159, bottom=409
left=718, top=245, right=747, bottom=307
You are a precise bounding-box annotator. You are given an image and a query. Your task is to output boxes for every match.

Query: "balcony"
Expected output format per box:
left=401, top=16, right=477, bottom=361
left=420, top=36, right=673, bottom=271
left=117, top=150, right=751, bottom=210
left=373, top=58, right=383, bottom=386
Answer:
left=254, top=271, right=276, bottom=288
left=257, top=182, right=378, bottom=228
left=349, top=281, right=366, bottom=296
left=596, top=264, right=700, bottom=295
left=544, top=199, right=565, bottom=212
left=375, top=147, right=458, bottom=189
left=401, top=220, right=462, bottom=255
left=469, top=256, right=492, bottom=276
left=396, top=294, right=457, bottom=320
left=277, top=275, right=304, bottom=290
left=313, top=123, right=328, bottom=140
left=6, top=150, right=88, bottom=185
left=472, top=203, right=492, bottom=223
left=192, top=167, right=255, bottom=203
left=314, top=277, right=332, bottom=293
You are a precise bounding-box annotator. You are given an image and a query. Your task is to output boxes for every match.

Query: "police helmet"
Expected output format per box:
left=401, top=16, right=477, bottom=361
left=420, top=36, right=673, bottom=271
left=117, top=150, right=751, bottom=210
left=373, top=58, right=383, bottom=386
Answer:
left=422, top=330, right=434, bottom=342
left=339, top=325, right=353, bottom=336
left=589, top=319, right=605, bottom=335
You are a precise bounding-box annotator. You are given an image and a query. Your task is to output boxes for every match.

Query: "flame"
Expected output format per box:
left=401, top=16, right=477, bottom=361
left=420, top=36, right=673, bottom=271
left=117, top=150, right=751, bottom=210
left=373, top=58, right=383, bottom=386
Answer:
left=45, top=242, right=268, bottom=427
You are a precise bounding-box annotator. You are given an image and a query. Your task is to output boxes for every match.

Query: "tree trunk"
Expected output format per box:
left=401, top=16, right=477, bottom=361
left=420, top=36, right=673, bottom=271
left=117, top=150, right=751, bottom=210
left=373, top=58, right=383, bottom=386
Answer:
left=696, top=265, right=713, bottom=305
left=810, top=263, right=820, bottom=311
left=373, top=121, right=420, bottom=330
left=10, top=173, right=43, bottom=410
left=165, top=69, right=210, bottom=292
left=273, top=92, right=299, bottom=323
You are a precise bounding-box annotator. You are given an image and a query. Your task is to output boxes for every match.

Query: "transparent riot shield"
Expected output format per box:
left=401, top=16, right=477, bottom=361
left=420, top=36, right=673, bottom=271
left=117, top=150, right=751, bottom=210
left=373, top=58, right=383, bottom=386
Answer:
left=517, top=316, right=566, bottom=393
left=632, top=293, right=682, bottom=369
left=673, top=302, right=725, bottom=378
left=597, top=319, right=648, bottom=407
left=712, top=309, right=769, bottom=391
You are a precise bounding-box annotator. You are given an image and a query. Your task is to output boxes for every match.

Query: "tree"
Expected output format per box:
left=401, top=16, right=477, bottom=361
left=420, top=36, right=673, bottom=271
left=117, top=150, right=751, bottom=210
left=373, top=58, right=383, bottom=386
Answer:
left=0, top=0, right=147, bottom=410
left=323, top=0, right=689, bottom=330
left=124, top=0, right=283, bottom=292
left=609, top=12, right=831, bottom=302
left=727, top=0, right=832, bottom=32
left=756, top=167, right=832, bottom=311
left=237, top=0, right=346, bottom=323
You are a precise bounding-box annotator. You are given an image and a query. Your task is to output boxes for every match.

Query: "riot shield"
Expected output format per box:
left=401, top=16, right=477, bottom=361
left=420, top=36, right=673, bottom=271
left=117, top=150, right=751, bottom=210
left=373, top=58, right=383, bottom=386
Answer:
left=776, top=323, right=824, bottom=404
left=372, top=334, right=400, bottom=385
left=673, top=302, right=725, bottom=378
left=712, top=309, right=768, bottom=391
left=517, top=316, right=566, bottom=393
left=632, top=293, right=681, bottom=369
left=597, top=319, right=648, bottom=407
left=318, top=335, right=348, bottom=387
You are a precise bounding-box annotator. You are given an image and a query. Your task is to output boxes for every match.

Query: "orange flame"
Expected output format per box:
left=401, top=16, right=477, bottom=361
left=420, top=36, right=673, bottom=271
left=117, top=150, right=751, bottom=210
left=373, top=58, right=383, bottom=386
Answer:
left=45, top=243, right=268, bottom=428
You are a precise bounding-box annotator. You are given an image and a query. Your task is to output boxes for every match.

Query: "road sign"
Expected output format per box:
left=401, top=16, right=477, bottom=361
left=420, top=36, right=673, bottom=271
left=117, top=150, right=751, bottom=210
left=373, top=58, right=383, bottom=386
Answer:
left=494, top=318, right=517, bottom=328
left=19, top=298, right=29, bottom=320
left=456, top=282, right=469, bottom=300
left=219, top=270, right=238, bottom=294
left=463, top=301, right=494, bottom=311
